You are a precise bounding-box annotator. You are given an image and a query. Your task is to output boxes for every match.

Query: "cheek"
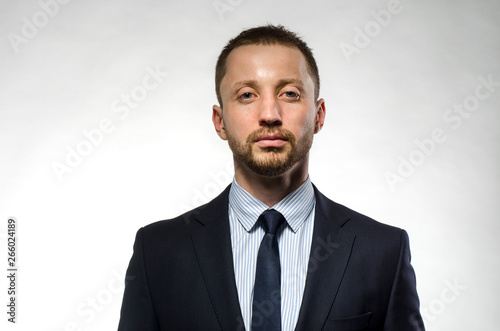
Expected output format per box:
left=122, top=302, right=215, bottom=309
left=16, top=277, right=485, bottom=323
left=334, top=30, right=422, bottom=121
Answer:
left=287, top=110, right=316, bottom=136
left=224, top=115, right=252, bottom=140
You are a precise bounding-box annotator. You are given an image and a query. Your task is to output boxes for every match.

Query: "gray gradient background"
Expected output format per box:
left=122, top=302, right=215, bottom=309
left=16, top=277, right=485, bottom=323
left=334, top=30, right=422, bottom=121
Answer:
left=1, top=0, right=499, bottom=330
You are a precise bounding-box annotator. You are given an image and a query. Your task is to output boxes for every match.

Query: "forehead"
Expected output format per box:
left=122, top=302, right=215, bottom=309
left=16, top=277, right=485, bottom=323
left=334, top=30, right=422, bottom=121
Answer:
left=221, top=44, right=313, bottom=88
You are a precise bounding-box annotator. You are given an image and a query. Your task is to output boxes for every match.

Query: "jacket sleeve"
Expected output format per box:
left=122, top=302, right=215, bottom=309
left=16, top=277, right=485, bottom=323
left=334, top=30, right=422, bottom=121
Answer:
left=383, top=230, right=425, bottom=331
left=118, top=227, right=160, bottom=331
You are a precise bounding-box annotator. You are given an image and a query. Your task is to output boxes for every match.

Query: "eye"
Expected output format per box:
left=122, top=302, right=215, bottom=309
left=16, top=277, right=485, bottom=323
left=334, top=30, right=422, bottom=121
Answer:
left=240, top=92, right=253, bottom=99
left=238, top=91, right=256, bottom=102
left=282, top=91, right=300, bottom=100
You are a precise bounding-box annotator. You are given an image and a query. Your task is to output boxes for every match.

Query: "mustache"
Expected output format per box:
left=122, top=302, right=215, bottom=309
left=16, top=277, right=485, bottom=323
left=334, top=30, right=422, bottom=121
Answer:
left=246, top=127, right=295, bottom=145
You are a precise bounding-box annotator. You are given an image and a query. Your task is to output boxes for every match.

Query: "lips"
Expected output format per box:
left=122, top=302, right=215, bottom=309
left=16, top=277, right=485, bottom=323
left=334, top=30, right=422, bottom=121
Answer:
left=254, top=133, right=288, bottom=148
left=254, top=133, right=288, bottom=142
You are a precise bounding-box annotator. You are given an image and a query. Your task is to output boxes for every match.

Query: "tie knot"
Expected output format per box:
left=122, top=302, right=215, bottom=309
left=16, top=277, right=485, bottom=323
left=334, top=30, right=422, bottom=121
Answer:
left=258, top=209, right=285, bottom=234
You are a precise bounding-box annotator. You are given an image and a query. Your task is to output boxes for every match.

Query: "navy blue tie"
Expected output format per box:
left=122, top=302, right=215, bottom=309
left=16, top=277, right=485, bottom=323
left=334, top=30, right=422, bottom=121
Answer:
left=251, top=209, right=285, bottom=331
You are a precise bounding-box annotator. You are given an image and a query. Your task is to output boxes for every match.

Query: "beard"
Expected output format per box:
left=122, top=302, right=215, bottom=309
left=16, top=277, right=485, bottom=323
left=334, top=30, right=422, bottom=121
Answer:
left=227, top=126, right=314, bottom=177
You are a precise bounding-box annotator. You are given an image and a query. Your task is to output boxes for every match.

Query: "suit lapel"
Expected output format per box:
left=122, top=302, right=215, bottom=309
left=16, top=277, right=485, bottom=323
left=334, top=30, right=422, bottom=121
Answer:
left=189, top=185, right=245, bottom=331
left=295, top=186, right=356, bottom=331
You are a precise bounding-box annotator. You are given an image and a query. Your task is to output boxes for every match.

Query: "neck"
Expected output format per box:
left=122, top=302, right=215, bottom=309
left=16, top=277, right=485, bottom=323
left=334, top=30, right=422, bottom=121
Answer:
left=233, top=156, right=309, bottom=207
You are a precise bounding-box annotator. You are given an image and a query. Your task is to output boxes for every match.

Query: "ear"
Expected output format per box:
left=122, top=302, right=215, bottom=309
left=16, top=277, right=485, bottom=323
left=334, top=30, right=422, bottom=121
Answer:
left=212, top=104, right=228, bottom=140
left=314, top=98, right=326, bottom=134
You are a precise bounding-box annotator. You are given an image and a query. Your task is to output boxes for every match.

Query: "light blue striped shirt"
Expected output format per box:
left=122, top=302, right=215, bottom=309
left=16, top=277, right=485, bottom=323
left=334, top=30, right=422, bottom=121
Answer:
left=228, top=177, right=316, bottom=331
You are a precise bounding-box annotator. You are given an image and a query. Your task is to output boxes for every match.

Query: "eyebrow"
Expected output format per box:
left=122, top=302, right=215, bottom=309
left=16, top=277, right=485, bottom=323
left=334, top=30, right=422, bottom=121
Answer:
left=276, top=79, right=304, bottom=90
left=232, top=80, right=259, bottom=90
left=231, top=79, right=305, bottom=91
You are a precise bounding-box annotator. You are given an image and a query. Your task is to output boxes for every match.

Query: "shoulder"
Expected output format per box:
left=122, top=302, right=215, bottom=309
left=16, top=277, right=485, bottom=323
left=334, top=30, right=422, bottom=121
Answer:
left=313, top=187, right=412, bottom=278
left=313, top=185, right=406, bottom=246
left=138, top=185, right=231, bottom=244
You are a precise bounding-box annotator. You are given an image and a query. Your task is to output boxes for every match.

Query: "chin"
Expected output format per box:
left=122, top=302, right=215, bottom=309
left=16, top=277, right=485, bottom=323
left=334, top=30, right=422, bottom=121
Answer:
left=249, top=156, right=293, bottom=177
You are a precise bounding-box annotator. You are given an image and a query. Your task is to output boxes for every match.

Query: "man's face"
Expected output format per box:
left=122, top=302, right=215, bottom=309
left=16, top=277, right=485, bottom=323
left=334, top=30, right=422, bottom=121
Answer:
left=213, top=44, right=325, bottom=177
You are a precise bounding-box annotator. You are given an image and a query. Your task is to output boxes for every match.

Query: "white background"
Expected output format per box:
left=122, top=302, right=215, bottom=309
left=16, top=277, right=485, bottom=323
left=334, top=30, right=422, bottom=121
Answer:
left=1, top=0, right=499, bottom=330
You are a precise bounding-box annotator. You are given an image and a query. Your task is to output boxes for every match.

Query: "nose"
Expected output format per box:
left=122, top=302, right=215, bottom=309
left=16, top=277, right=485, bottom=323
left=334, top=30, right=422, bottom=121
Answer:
left=258, top=93, right=282, bottom=127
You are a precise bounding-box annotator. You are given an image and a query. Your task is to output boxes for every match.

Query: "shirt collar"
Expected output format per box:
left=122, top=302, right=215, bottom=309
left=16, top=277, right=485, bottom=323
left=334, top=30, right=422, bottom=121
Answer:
left=229, top=176, right=315, bottom=233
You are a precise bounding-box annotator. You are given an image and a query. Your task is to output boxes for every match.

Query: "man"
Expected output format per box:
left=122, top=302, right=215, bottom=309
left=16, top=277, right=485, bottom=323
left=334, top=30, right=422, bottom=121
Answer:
left=118, top=25, right=425, bottom=331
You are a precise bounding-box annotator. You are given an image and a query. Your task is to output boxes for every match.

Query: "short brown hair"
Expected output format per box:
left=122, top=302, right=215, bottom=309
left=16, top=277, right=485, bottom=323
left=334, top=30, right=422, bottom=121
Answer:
left=215, top=24, right=320, bottom=107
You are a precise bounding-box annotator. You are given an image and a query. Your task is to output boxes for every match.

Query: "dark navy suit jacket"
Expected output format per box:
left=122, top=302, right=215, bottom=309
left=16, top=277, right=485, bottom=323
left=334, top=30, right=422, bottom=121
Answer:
left=118, top=185, right=425, bottom=330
